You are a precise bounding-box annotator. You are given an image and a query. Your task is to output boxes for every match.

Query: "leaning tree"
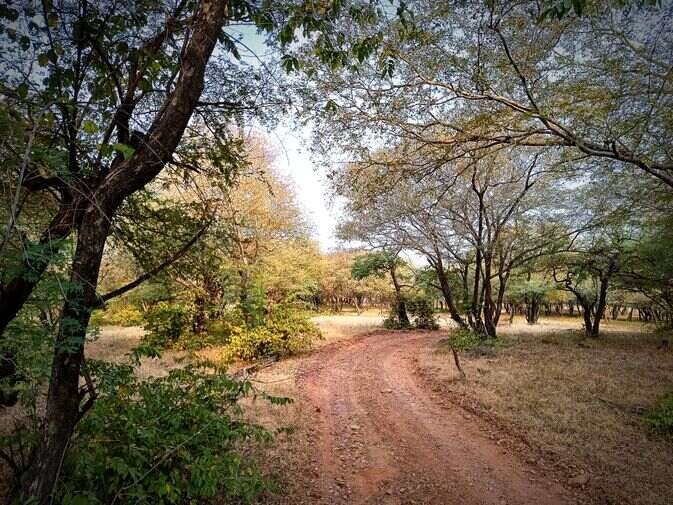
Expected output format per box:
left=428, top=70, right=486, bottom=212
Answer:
left=0, top=0, right=387, bottom=500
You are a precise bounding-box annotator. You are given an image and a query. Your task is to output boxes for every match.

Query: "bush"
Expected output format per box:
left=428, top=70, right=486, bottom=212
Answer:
left=407, top=296, right=440, bottom=330
left=220, top=306, right=322, bottom=362
left=644, top=392, right=673, bottom=435
left=444, top=327, right=482, bottom=352
left=54, top=362, right=283, bottom=504
left=382, top=303, right=412, bottom=330
left=142, top=302, right=192, bottom=348
left=170, top=308, right=247, bottom=351
left=90, top=303, right=143, bottom=327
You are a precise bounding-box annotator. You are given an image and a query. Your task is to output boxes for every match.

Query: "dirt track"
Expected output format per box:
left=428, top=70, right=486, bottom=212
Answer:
left=291, top=330, right=574, bottom=505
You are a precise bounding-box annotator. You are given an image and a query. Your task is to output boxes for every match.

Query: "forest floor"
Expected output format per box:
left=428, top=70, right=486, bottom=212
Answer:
left=4, top=315, right=671, bottom=504
left=238, top=315, right=673, bottom=505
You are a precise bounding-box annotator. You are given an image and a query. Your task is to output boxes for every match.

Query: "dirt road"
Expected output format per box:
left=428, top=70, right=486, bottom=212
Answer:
left=289, top=330, right=574, bottom=505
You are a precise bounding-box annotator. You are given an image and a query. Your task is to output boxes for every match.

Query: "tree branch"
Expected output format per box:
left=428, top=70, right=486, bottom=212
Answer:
left=98, top=222, right=210, bottom=304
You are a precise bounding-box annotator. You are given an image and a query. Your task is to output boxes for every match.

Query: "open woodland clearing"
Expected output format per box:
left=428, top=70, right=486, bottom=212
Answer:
left=1, top=0, right=673, bottom=503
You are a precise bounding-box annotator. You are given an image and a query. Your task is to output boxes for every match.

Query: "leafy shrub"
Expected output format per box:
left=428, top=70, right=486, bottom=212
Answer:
left=55, top=362, right=283, bottom=504
left=142, top=302, right=192, bottom=348
left=407, top=296, right=440, bottom=330
left=265, top=305, right=321, bottom=344
left=170, top=308, right=246, bottom=351
left=382, top=303, right=412, bottom=330
left=444, top=327, right=482, bottom=352
left=90, top=302, right=143, bottom=327
left=644, top=392, right=673, bottom=435
left=220, top=306, right=322, bottom=362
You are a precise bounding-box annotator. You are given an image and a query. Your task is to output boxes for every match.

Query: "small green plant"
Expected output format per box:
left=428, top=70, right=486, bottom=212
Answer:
left=54, top=362, right=284, bottom=504
left=443, top=328, right=483, bottom=378
left=407, top=296, right=440, bottom=330
left=643, top=392, right=673, bottom=435
left=142, top=302, right=192, bottom=348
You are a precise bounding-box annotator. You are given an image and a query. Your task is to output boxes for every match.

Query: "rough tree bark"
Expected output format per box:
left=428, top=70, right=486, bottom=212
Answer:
left=389, top=264, right=410, bottom=327
left=20, top=1, right=227, bottom=501
left=429, top=250, right=466, bottom=327
left=525, top=296, right=541, bottom=324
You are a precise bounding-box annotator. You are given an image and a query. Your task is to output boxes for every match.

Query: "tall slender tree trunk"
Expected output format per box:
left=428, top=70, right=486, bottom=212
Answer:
left=22, top=204, right=111, bottom=503
left=431, top=253, right=466, bottom=327
left=493, top=270, right=509, bottom=328
left=526, top=296, right=541, bottom=324
left=589, top=275, right=610, bottom=337
left=389, top=266, right=409, bottom=327
left=482, top=254, right=497, bottom=338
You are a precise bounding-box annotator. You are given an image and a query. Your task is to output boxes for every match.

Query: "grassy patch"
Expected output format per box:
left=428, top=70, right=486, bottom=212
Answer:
left=644, top=392, right=673, bottom=436
left=417, top=317, right=673, bottom=505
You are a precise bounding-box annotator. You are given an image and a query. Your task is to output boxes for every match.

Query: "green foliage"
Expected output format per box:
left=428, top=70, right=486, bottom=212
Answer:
left=240, top=281, right=268, bottom=328
left=142, top=302, right=192, bottom=348
left=444, top=328, right=483, bottom=352
left=220, top=306, right=322, bottom=362
left=89, top=302, right=143, bottom=327
left=407, top=295, right=439, bottom=330
left=507, top=279, right=550, bottom=305
left=54, top=362, right=279, bottom=504
left=351, top=251, right=397, bottom=280
left=643, top=392, right=673, bottom=436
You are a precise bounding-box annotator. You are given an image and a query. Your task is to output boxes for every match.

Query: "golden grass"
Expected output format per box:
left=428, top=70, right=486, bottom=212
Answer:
left=86, top=326, right=186, bottom=379
left=417, top=317, right=673, bottom=505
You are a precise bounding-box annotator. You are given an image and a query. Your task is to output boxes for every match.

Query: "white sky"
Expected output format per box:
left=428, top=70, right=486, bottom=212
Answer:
left=226, top=26, right=344, bottom=252
left=266, top=124, right=426, bottom=266
left=267, top=124, right=342, bottom=252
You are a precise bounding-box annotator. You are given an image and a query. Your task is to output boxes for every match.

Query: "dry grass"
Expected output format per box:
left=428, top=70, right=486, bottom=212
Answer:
left=416, top=316, right=673, bottom=505
left=311, top=311, right=384, bottom=345
left=86, top=326, right=186, bottom=379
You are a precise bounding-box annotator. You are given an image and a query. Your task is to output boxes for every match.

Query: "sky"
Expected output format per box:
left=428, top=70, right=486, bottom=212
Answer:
left=225, top=25, right=343, bottom=252
left=267, top=124, right=342, bottom=252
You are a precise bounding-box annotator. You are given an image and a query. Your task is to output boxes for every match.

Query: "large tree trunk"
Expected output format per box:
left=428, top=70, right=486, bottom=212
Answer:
left=431, top=253, right=466, bottom=327
left=21, top=204, right=111, bottom=503
left=19, top=2, right=227, bottom=501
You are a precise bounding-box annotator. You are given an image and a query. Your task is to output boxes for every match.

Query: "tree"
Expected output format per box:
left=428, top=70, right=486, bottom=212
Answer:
left=352, top=250, right=411, bottom=327
left=6, top=3, right=235, bottom=497
left=618, top=212, right=673, bottom=327
left=507, top=277, right=551, bottom=325
left=334, top=142, right=579, bottom=337
left=303, top=0, right=673, bottom=189
left=0, top=1, right=379, bottom=500
left=553, top=248, right=621, bottom=338
left=316, top=250, right=391, bottom=312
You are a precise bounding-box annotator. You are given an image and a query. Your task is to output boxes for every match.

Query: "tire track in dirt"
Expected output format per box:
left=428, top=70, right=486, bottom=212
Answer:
left=296, top=330, right=574, bottom=505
